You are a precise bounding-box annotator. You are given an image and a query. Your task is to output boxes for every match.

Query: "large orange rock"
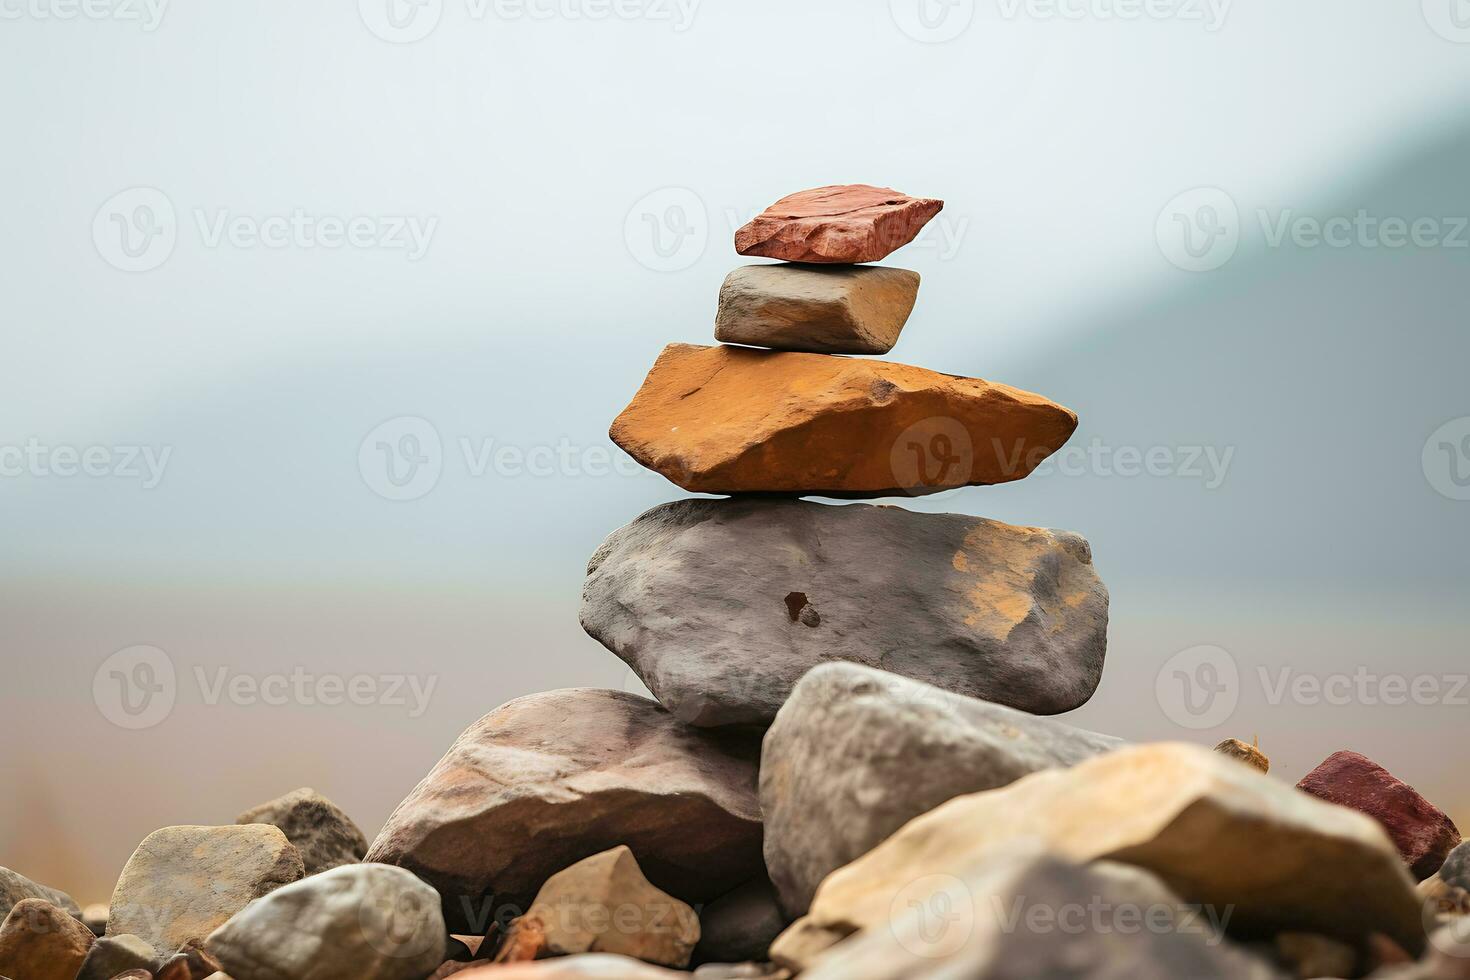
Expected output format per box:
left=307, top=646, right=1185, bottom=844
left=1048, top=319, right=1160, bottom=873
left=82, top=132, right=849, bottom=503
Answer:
left=610, top=344, right=1077, bottom=497
left=735, top=184, right=943, bottom=264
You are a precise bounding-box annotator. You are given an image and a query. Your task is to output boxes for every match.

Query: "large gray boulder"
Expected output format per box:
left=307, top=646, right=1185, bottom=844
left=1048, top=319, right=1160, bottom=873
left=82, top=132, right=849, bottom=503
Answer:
left=206, top=863, right=446, bottom=980
left=797, top=855, right=1283, bottom=979
left=761, top=662, right=1122, bottom=916
left=364, top=689, right=764, bottom=933
left=581, top=498, right=1108, bottom=727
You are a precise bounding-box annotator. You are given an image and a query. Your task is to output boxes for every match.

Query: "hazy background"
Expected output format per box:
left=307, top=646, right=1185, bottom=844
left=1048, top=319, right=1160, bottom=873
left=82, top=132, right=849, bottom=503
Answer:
left=3, top=0, right=1468, bottom=903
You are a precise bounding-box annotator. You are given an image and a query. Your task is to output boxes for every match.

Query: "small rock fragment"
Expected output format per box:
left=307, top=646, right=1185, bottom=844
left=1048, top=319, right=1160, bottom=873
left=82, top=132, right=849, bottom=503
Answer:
left=206, top=863, right=446, bottom=980
left=108, top=824, right=304, bottom=955
left=1442, top=841, right=1470, bottom=891
left=734, top=185, right=944, bottom=264
left=1297, top=750, right=1461, bottom=880
left=236, top=787, right=369, bottom=875
left=81, top=902, right=108, bottom=936
left=499, top=846, right=699, bottom=969
left=0, top=898, right=96, bottom=980
left=1215, top=737, right=1270, bottom=773
left=714, top=264, right=920, bottom=355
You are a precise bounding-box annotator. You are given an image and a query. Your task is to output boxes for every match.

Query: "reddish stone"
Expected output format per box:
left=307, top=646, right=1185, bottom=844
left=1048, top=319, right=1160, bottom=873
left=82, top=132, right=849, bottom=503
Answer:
left=735, top=185, right=943, bottom=264
left=1297, top=750, right=1461, bottom=880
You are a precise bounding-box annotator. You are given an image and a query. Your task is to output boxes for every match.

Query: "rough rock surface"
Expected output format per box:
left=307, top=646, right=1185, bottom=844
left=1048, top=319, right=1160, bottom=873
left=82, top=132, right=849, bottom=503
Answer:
left=1273, top=932, right=1357, bottom=979
left=582, top=499, right=1108, bottom=727
left=237, top=787, right=369, bottom=875
left=0, top=898, right=96, bottom=980
left=76, top=933, right=160, bottom=980
left=1297, top=750, right=1461, bottom=880
left=108, top=824, right=304, bottom=955
left=734, top=185, right=943, bottom=264
left=761, top=663, right=1122, bottom=916
left=713, top=264, right=920, bottom=355
left=771, top=743, right=1423, bottom=970
left=796, top=856, right=1281, bottom=979
left=1215, top=737, right=1270, bottom=773
left=365, top=689, right=763, bottom=932
left=610, top=343, right=1078, bottom=497
left=1442, top=842, right=1470, bottom=891
left=692, top=878, right=785, bottom=966
left=499, top=846, right=698, bottom=968
left=0, top=866, right=82, bottom=922
left=206, top=863, right=446, bottom=980
left=457, top=954, right=689, bottom=978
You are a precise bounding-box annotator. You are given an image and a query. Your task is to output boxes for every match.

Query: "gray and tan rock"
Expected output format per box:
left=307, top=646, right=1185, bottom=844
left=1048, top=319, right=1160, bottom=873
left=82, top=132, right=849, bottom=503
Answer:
left=609, top=343, right=1078, bottom=497
left=797, top=856, right=1281, bottom=980
left=0, top=898, right=95, bottom=980
left=0, top=866, right=82, bottom=922
left=365, top=689, right=763, bottom=932
left=714, top=264, right=920, bottom=355
left=76, top=933, right=160, bottom=980
left=499, top=846, right=698, bottom=968
left=761, top=662, right=1122, bottom=916
left=237, top=787, right=369, bottom=875
left=108, top=824, right=304, bottom=955
left=772, top=743, right=1423, bottom=970
left=582, top=499, right=1108, bottom=727
left=206, top=863, right=446, bottom=980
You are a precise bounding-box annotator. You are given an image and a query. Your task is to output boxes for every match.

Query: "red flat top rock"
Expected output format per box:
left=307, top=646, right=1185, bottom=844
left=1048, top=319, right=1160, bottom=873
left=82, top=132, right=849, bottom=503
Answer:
left=1297, top=750, right=1461, bottom=880
left=735, top=184, right=944, bottom=264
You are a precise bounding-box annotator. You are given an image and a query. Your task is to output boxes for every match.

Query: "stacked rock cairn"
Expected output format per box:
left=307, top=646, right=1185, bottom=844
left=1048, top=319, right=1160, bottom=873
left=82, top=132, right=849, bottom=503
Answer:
left=5, top=186, right=1468, bottom=980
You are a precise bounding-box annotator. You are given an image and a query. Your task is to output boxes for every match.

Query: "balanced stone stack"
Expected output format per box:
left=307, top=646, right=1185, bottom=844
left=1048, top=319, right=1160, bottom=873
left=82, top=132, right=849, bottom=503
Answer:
left=582, top=183, right=1111, bottom=728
